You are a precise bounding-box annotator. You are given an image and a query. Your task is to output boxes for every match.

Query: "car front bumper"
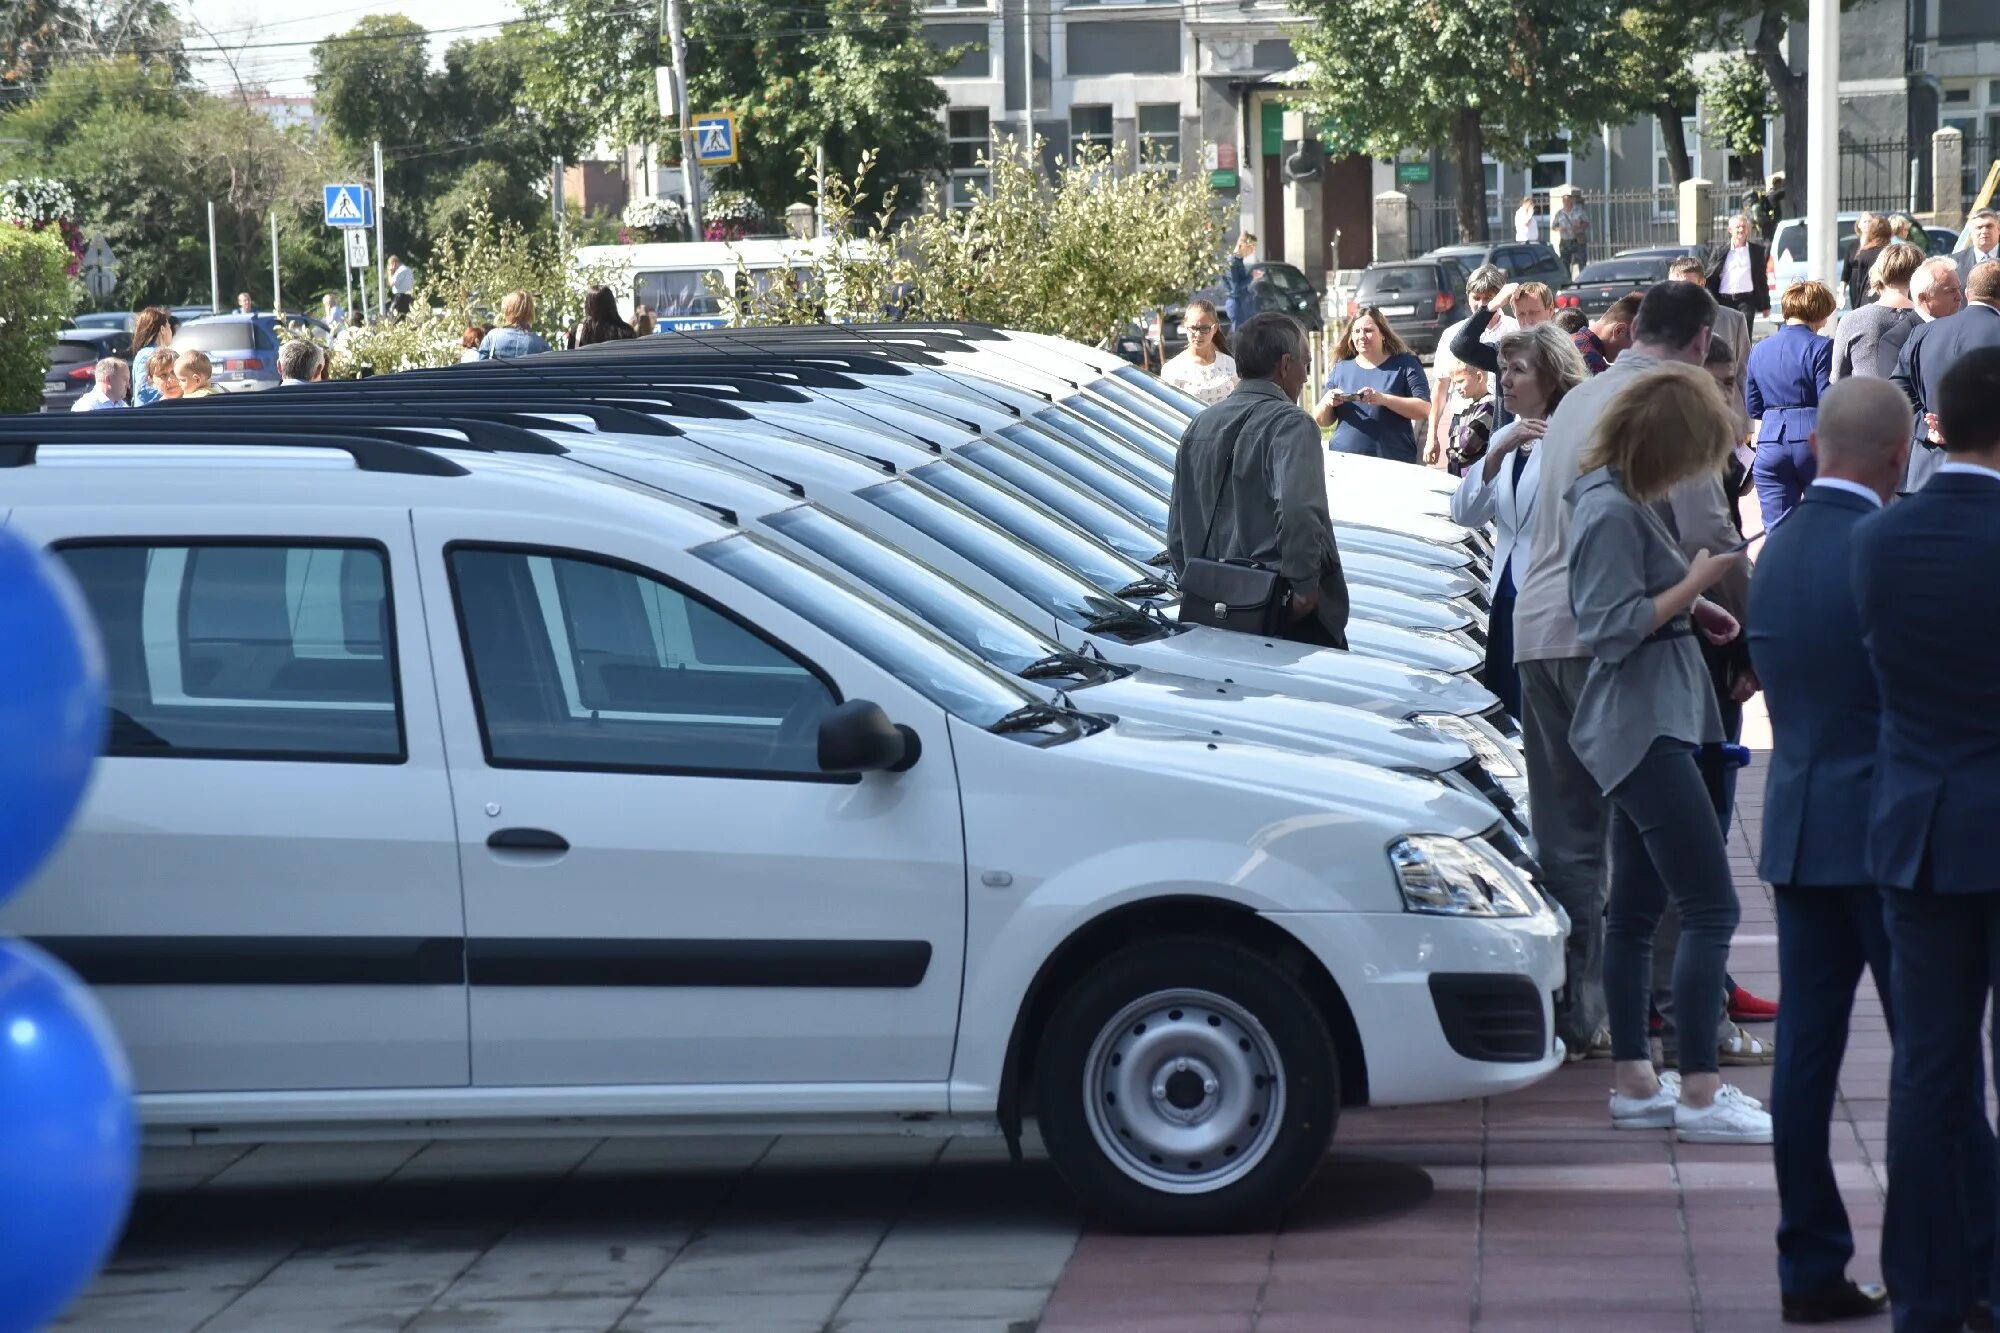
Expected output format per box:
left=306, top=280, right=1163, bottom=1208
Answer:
left=1265, top=906, right=1566, bottom=1107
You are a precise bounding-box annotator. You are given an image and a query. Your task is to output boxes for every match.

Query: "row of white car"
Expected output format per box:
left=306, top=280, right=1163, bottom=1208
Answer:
left=0, top=322, right=1560, bottom=1231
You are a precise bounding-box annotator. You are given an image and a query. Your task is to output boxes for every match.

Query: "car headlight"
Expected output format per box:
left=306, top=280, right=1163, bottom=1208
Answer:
left=1388, top=834, right=1539, bottom=918
left=1416, top=711, right=1522, bottom=780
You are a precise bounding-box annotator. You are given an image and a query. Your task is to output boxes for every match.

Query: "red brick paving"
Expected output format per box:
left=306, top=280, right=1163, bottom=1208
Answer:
left=1043, top=738, right=1895, bottom=1332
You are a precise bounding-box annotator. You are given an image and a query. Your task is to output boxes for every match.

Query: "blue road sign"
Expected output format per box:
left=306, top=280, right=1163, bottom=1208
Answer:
left=322, top=184, right=374, bottom=229
left=693, top=113, right=739, bottom=166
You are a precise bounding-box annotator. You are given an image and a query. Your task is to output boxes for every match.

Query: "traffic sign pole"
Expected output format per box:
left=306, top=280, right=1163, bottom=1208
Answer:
left=374, top=140, right=387, bottom=321
left=270, top=213, right=281, bottom=316
left=666, top=0, right=702, bottom=236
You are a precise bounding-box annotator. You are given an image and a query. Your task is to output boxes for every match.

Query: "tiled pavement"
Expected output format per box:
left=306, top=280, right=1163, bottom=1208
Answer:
left=62, top=743, right=1891, bottom=1333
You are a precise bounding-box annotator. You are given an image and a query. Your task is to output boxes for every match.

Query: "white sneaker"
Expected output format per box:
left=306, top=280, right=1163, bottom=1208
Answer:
left=1676, top=1084, right=1774, bottom=1144
left=1610, top=1070, right=1682, bottom=1129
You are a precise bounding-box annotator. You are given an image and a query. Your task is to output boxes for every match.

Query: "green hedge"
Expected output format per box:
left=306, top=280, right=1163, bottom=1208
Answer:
left=0, top=226, right=75, bottom=414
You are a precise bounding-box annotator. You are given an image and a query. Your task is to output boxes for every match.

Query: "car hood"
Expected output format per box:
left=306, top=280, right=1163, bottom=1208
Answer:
left=1075, top=669, right=1472, bottom=773
left=1116, top=624, right=1495, bottom=719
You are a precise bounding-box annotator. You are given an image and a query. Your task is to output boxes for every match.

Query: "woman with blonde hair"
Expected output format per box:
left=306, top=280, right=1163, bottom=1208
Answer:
left=1449, top=322, right=1587, bottom=717
left=1746, top=280, right=1837, bottom=527
left=1831, top=241, right=1923, bottom=380
left=476, top=291, right=553, bottom=360
left=1159, top=298, right=1237, bottom=405
left=1841, top=213, right=1894, bottom=310
left=1573, top=364, right=1768, bottom=1144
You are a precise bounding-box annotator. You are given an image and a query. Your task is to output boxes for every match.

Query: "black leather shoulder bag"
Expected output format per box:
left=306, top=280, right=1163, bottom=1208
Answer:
left=1178, top=436, right=1290, bottom=635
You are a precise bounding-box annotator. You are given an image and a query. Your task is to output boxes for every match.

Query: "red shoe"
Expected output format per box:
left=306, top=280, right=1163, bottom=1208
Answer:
left=1729, top=983, right=1779, bottom=1023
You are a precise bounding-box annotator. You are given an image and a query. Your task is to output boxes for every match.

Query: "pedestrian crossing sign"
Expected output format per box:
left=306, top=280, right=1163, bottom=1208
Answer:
left=694, top=113, right=739, bottom=166
left=322, top=184, right=374, bottom=229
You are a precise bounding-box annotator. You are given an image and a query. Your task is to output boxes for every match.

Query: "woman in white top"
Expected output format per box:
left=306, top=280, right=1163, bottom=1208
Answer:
left=1449, top=322, right=1587, bottom=718
left=1160, top=299, right=1238, bottom=406
left=1513, top=194, right=1539, bottom=244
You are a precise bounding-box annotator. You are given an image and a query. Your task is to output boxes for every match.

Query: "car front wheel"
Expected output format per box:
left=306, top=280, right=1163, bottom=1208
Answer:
left=1035, top=937, right=1339, bottom=1232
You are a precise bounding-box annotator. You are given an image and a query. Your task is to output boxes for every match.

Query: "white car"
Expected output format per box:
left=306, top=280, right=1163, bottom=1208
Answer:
left=1, top=432, right=1564, bottom=1232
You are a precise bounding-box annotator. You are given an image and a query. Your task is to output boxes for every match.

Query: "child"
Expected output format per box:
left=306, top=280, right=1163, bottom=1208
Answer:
left=1444, top=364, right=1496, bottom=476
left=175, top=349, right=219, bottom=399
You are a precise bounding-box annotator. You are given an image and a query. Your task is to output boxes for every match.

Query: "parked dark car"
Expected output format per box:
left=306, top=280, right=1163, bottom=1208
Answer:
left=41, top=328, right=132, bottom=412
left=1424, top=241, right=1568, bottom=289
left=72, top=311, right=137, bottom=336
left=1556, top=256, right=1669, bottom=319
left=1613, top=244, right=1706, bottom=262
left=1348, top=260, right=1470, bottom=356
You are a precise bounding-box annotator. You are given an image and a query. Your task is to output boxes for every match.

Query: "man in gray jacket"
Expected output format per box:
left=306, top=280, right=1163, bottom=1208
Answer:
left=1510, top=280, right=1745, bottom=1056
left=1166, top=313, right=1349, bottom=647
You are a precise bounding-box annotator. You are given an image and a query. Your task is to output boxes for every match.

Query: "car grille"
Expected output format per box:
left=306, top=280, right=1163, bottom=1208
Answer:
left=1429, top=974, right=1548, bottom=1063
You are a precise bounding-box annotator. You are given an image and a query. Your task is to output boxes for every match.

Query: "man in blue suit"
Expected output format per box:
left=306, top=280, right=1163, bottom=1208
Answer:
left=1751, top=377, right=1911, bottom=1322
left=1892, top=261, right=2000, bottom=492
left=1855, top=345, right=2000, bottom=1333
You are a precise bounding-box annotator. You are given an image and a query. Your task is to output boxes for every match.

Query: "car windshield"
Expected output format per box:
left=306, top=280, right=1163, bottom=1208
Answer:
left=762, top=505, right=1087, bottom=679
left=1360, top=266, right=1442, bottom=295
left=857, top=478, right=1152, bottom=635
left=1578, top=260, right=1665, bottom=283
left=1087, top=376, right=1192, bottom=437
left=909, top=459, right=1161, bottom=594
left=1110, top=365, right=1203, bottom=418
left=1059, top=394, right=1177, bottom=468
left=1030, top=406, right=1173, bottom=486
left=954, top=442, right=1165, bottom=564
left=995, top=422, right=1171, bottom=527
left=175, top=320, right=267, bottom=353
left=695, top=531, right=1033, bottom=731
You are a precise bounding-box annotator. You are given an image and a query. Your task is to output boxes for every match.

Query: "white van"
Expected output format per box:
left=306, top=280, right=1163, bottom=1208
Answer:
left=2, top=434, right=1563, bottom=1232
left=573, top=239, right=841, bottom=331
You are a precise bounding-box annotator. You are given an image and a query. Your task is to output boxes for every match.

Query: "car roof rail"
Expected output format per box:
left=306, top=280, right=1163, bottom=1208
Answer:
left=0, top=428, right=470, bottom=476
left=21, top=410, right=567, bottom=456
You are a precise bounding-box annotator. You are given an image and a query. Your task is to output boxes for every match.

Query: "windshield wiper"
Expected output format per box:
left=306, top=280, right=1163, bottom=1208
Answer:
left=1019, top=651, right=1098, bottom=681
left=989, top=701, right=1078, bottom=734
left=1082, top=607, right=1156, bottom=636
left=1117, top=577, right=1173, bottom=599
left=1146, top=549, right=1174, bottom=568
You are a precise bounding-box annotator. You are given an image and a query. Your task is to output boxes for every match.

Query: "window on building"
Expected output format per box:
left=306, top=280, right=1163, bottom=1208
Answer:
left=1138, top=104, right=1180, bottom=175
left=1724, top=117, right=1774, bottom=187
left=1070, top=105, right=1113, bottom=163
left=948, top=108, right=990, bottom=207
left=1653, top=115, right=1700, bottom=217
left=1531, top=134, right=1573, bottom=195
left=1945, top=86, right=1974, bottom=105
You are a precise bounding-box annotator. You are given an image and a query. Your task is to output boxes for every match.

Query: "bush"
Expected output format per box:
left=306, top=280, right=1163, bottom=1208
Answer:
left=0, top=226, right=74, bottom=413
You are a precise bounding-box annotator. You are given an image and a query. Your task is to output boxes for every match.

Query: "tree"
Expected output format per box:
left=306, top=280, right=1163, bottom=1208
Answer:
left=1, top=0, right=183, bottom=90
left=1703, top=51, right=1780, bottom=186
left=1608, top=2, right=1714, bottom=188
left=518, top=0, right=960, bottom=219
left=0, top=225, right=72, bottom=412
left=1289, top=0, right=1638, bottom=243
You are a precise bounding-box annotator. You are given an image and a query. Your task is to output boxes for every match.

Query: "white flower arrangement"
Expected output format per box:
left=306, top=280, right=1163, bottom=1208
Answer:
left=621, top=195, right=686, bottom=231
left=0, top=178, right=78, bottom=228
left=705, top=190, right=763, bottom=225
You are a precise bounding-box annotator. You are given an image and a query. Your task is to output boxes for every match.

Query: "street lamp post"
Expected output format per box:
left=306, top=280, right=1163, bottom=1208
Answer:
left=1806, top=0, right=1840, bottom=294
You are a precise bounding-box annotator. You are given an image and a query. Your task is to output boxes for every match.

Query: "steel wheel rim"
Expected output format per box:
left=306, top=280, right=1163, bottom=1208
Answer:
left=1080, top=987, right=1286, bottom=1195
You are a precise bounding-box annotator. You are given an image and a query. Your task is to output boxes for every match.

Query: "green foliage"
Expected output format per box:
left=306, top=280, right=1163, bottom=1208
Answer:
left=739, top=141, right=1224, bottom=350
left=1, top=0, right=184, bottom=89
left=0, top=225, right=74, bottom=413
left=1702, top=52, right=1779, bottom=160
left=518, top=0, right=957, bottom=219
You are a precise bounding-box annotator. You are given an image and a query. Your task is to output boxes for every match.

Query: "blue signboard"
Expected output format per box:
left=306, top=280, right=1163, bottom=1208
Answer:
left=693, top=113, right=739, bottom=166
left=322, top=184, right=375, bottom=229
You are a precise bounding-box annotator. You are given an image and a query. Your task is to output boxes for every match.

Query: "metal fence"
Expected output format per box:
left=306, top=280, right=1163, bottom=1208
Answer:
left=1407, top=186, right=1737, bottom=266
left=1836, top=136, right=1995, bottom=216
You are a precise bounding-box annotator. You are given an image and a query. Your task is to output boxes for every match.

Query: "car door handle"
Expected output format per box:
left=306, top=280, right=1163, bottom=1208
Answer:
left=487, top=828, right=569, bottom=853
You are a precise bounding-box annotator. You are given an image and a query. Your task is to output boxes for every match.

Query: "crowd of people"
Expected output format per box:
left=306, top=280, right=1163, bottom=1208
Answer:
left=1167, top=206, right=2000, bottom=1325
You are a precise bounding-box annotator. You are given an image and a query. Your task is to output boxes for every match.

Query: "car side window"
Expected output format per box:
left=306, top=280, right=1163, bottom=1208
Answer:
left=55, top=542, right=403, bottom=761
left=448, top=545, right=838, bottom=778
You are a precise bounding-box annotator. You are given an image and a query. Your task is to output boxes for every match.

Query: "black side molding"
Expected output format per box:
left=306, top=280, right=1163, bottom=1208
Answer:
left=32, top=936, right=465, bottom=986
left=467, top=938, right=933, bottom=988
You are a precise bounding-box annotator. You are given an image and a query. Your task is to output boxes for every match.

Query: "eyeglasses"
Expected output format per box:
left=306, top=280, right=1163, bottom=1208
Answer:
left=1186, top=323, right=1216, bottom=333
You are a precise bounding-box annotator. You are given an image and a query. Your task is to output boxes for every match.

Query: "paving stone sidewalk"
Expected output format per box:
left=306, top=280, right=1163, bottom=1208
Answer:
left=62, top=755, right=1884, bottom=1333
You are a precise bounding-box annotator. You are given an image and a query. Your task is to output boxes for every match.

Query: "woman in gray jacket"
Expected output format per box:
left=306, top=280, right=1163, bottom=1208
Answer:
left=1567, top=363, right=1771, bottom=1145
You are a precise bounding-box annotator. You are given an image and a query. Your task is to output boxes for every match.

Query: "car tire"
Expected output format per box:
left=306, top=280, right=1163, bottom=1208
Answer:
left=1035, top=936, right=1338, bottom=1233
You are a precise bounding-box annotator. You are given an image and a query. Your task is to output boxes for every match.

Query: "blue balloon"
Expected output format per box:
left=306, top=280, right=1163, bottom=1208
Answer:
left=0, top=939, right=137, bottom=1333
left=0, top=527, right=106, bottom=906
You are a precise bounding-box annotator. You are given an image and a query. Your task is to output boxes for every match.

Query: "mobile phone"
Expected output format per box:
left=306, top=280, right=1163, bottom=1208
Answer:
left=1721, top=530, right=1766, bottom=555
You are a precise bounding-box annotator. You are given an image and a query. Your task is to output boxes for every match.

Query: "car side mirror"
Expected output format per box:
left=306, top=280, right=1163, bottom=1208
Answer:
left=817, top=700, right=921, bottom=775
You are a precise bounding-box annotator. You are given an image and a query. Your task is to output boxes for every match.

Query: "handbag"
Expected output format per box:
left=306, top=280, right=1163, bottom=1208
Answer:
left=1178, top=437, right=1291, bottom=635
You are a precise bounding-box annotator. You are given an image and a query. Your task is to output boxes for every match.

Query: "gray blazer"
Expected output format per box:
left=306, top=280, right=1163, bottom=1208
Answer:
left=1166, top=378, right=1349, bottom=645
left=1565, top=466, right=1723, bottom=794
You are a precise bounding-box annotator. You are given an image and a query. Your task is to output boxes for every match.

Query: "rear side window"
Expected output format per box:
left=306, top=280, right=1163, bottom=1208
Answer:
left=173, top=321, right=269, bottom=353
left=1776, top=226, right=1806, bottom=261
left=633, top=270, right=723, bottom=319
left=1360, top=267, right=1441, bottom=297
left=49, top=342, right=97, bottom=366
left=1578, top=260, right=1666, bottom=284
left=55, top=542, right=402, bottom=761
left=448, top=546, right=837, bottom=778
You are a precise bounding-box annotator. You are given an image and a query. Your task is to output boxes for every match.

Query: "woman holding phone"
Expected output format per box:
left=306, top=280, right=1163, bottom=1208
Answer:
left=1569, top=363, right=1770, bottom=1144
left=1311, top=307, right=1430, bottom=463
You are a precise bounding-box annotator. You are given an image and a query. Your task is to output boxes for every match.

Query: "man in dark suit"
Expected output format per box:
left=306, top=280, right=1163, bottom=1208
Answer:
left=1953, top=210, right=1998, bottom=289
left=1749, top=378, right=1913, bottom=1323
left=1853, top=346, right=2000, bottom=1333
left=1892, top=260, right=1995, bottom=493
left=1706, top=212, right=1771, bottom=320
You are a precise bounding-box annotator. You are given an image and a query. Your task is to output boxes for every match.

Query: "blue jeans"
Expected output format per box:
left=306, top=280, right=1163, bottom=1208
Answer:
left=1881, top=887, right=2000, bottom=1333
left=1771, top=885, right=1893, bottom=1296
left=1603, top=741, right=1741, bottom=1074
